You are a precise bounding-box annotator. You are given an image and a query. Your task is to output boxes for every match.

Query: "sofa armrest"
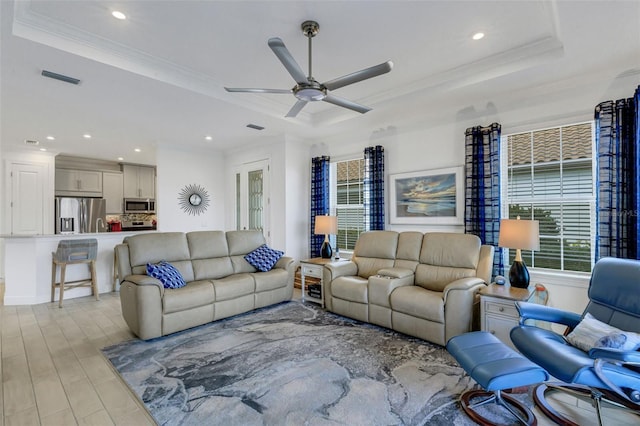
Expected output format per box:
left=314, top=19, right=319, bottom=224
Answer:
left=324, top=261, right=358, bottom=279
left=115, top=244, right=132, bottom=281
left=368, top=273, right=415, bottom=308
left=275, top=256, right=295, bottom=271
left=443, top=278, right=486, bottom=342
left=376, top=267, right=414, bottom=279
left=442, top=277, right=485, bottom=303
left=119, top=275, right=164, bottom=340
left=123, top=274, right=165, bottom=291
left=323, top=261, right=358, bottom=311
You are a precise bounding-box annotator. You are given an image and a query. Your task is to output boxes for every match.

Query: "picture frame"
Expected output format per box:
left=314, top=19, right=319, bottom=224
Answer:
left=389, top=166, right=464, bottom=225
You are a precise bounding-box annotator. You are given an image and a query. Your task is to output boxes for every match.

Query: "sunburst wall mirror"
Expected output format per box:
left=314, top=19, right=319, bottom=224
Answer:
left=178, top=183, right=211, bottom=216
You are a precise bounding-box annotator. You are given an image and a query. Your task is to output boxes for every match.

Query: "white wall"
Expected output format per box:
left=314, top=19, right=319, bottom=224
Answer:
left=313, top=76, right=640, bottom=314
left=155, top=145, right=225, bottom=232
left=224, top=135, right=311, bottom=261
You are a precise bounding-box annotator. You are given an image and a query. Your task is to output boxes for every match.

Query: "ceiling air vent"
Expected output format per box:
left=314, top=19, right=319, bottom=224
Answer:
left=41, top=70, right=81, bottom=85
left=24, top=139, right=40, bottom=146
left=246, top=124, right=265, bottom=131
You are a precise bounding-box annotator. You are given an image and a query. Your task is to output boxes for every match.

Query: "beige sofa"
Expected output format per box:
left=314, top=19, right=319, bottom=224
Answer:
left=115, top=230, right=294, bottom=340
left=324, top=231, right=494, bottom=346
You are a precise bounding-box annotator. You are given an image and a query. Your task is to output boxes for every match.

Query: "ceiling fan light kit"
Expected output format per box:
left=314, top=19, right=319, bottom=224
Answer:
left=225, top=20, right=393, bottom=117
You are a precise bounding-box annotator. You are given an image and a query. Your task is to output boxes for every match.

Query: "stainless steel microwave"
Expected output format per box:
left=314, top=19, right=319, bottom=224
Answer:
left=124, top=198, right=155, bottom=214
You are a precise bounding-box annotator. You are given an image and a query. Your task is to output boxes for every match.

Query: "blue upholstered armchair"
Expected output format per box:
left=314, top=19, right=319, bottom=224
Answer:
left=510, top=257, right=640, bottom=425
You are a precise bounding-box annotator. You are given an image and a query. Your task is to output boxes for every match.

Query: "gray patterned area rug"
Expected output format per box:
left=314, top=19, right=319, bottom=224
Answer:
left=102, top=301, right=533, bottom=425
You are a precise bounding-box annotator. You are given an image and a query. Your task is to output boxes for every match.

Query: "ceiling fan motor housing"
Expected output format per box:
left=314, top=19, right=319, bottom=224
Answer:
left=301, top=21, right=319, bottom=37
left=294, top=78, right=326, bottom=101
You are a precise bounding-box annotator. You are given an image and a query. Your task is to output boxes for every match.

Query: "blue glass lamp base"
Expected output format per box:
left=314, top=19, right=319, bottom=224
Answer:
left=509, top=260, right=530, bottom=288
left=320, top=241, right=333, bottom=259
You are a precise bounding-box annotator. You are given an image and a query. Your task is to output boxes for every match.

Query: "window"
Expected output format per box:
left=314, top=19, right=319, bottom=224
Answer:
left=331, top=158, right=365, bottom=251
left=502, top=122, right=595, bottom=273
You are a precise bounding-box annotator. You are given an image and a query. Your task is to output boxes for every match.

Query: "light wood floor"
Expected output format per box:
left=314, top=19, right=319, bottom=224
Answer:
left=1, top=285, right=636, bottom=426
left=1, top=290, right=154, bottom=425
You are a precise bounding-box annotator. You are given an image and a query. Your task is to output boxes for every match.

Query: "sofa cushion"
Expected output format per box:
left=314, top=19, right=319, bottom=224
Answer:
left=420, top=233, right=481, bottom=268
left=390, top=286, right=444, bottom=323
left=187, top=231, right=229, bottom=259
left=415, top=233, right=481, bottom=292
left=415, top=265, right=477, bottom=292
left=252, top=269, right=289, bottom=292
left=331, top=276, right=369, bottom=303
left=163, top=281, right=215, bottom=314
left=146, top=261, right=187, bottom=289
left=227, top=230, right=267, bottom=273
left=192, top=258, right=234, bottom=280
left=244, top=244, right=284, bottom=272
left=394, top=232, right=423, bottom=271
left=129, top=232, right=191, bottom=267
left=227, top=230, right=266, bottom=255
left=213, top=274, right=255, bottom=301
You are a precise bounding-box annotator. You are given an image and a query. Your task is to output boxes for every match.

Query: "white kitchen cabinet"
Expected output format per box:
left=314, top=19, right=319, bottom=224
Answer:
left=55, top=169, right=103, bottom=196
left=123, top=165, right=155, bottom=199
left=103, top=172, right=124, bottom=214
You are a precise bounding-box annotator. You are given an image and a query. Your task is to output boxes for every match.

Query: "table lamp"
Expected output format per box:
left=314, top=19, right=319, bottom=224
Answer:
left=314, top=215, right=337, bottom=259
left=498, top=217, right=540, bottom=288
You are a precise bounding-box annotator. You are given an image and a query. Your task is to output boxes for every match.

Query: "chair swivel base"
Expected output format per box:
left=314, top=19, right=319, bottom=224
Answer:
left=461, top=388, right=537, bottom=426
left=446, top=332, right=549, bottom=426
left=533, top=382, right=640, bottom=426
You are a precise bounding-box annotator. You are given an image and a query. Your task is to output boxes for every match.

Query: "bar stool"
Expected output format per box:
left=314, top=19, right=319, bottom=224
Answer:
left=51, top=238, right=99, bottom=308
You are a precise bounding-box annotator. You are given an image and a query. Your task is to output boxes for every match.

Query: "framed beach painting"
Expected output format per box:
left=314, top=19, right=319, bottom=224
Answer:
left=389, top=166, right=464, bottom=225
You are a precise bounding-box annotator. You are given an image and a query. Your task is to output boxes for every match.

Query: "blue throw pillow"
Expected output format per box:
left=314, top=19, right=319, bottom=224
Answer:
left=146, top=261, right=187, bottom=289
left=244, top=244, right=284, bottom=272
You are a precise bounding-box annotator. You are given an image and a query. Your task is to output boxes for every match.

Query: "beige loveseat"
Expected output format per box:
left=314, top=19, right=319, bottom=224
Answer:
left=324, top=231, right=494, bottom=346
left=115, top=230, right=294, bottom=340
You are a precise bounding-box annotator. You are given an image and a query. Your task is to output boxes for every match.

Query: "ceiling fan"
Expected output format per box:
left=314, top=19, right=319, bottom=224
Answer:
left=224, top=20, right=393, bottom=118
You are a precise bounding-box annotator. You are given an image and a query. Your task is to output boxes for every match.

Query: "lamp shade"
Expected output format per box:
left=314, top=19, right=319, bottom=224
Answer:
left=498, top=219, right=540, bottom=250
left=314, top=215, right=338, bottom=235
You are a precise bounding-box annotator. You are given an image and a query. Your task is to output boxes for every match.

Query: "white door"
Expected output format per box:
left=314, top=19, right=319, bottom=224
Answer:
left=234, top=160, right=270, bottom=240
left=11, top=163, right=45, bottom=235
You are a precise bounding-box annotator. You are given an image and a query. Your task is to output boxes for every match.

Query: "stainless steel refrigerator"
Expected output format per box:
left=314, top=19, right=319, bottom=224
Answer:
left=55, top=197, right=107, bottom=234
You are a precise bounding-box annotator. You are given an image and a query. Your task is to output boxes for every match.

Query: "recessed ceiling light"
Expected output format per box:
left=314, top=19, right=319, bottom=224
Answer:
left=112, top=11, right=126, bottom=20
left=205, top=136, right=213, bottom=141
left=40, top=148, right=47, bottom=151
left=472, top=32, right=485, bottom=41
left=117, top=157, right=124, bottom=161
left=83, top=134, right=92, bottom=139
left=46, top=135, right=55, bottom=140
left=134, top=148, right=141, bottom=152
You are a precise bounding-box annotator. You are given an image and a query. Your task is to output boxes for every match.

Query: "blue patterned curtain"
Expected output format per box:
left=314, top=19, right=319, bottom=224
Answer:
left=464, top=123, right=503, bottom=279
left=364, top=145, right=385, bottom=230
left=595, top=85, right=640, bottom=260
left=310, top=156, right=330, bottom=257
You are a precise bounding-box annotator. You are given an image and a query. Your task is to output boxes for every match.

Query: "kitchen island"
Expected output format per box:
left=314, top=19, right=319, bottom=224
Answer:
left=1, top=231, right=155, bottom=305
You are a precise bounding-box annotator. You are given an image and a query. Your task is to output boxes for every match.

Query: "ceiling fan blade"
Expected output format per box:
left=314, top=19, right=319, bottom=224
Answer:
left=285, top=99, right=308, bottom=118
left=225, top=87, right=292, bottom=94
left=323, top=61, right=393, bottom=91
left=268, top=37, right=308, bottom=85
left=323, top=94, right=371, bottom=114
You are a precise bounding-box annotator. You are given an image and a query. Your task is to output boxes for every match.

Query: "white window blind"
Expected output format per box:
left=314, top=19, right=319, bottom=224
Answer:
left=331, top=158, right=365, bottom=251
left=503, top=122, right=595, bottom=273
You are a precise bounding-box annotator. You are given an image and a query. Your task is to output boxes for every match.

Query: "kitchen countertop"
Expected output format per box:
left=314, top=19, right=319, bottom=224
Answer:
left=0, top=230, right=157, bottom=239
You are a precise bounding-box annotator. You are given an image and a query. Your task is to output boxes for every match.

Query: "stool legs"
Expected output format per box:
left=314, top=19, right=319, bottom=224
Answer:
left=91, top=260, right=99, bottom=301
left=58, top=263, right=66, bottom=308
left=51, top=260, right=56, bottom=303
left=51, top=259, right=98, bottom=308
left=461, top=389, right=537, bottom=426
